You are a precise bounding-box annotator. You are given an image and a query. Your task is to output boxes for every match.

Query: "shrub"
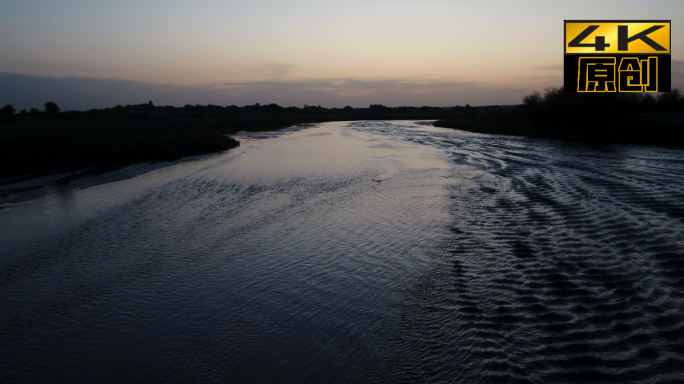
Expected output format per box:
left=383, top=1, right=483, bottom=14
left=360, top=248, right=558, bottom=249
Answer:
left=0, top=104, right=16, bottom=115
left=44, top=102, right=60, bottom=114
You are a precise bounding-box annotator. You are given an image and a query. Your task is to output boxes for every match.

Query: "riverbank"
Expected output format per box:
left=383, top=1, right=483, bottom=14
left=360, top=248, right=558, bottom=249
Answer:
left=435, top=87, right=684, bottom=148
left=0, top=151, right=225, bottom=207
left=433, top=114, right=684, bottom=147
left=0, top=116, right=240, bottom=179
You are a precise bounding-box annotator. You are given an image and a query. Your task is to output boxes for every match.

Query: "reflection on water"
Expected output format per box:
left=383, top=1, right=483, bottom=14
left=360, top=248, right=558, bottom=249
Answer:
left=1, top=121, right=684, bottom=383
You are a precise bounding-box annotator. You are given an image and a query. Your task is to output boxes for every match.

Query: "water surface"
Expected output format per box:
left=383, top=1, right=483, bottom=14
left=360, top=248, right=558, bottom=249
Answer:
left=2, top=121, right=684, bottom=383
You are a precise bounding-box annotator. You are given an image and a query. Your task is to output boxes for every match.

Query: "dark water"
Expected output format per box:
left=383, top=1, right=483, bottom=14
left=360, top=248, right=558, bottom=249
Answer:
left=1, top=121, right=684, bottom=383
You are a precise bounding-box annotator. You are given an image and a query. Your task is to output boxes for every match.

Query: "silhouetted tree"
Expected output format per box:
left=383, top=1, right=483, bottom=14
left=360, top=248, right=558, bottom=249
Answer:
left=369, top=104, right=389, bottom=111
left=0, top=104, right=16, bottom=115
left=29, top=108, right=41, bottom=116
left=522, top=91, right=542, bottom=107
left=44, top=102, right=60, bottom=114
left=464, top=104, right=473, bottom=118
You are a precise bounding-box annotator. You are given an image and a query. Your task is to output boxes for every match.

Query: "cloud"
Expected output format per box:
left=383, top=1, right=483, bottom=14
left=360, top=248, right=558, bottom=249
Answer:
left=239, top=60, right=299, bottom=80
left=0, top=72, right=530, bottom=110
left=530, top=75, right=560, bottom=80
left=0, top=60, right=109, bottom=72
left=260, top=61, right=298, bottom=79
left=538, top=65, right=563, bottom=71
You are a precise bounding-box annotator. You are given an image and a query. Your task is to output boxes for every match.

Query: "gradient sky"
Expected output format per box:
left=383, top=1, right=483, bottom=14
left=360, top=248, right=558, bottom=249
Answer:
left=1, top=0, right=683, bottom=109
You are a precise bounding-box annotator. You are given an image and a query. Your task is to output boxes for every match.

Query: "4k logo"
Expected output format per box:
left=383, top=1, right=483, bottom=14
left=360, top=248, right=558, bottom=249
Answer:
left=564, top=21, right=671, bottom=93
left=565, top=21, right=670, bottom=54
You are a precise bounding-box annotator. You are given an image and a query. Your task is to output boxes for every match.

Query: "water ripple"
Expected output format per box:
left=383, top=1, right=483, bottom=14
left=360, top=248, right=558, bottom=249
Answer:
left=1, top=121, right=684, bottom=383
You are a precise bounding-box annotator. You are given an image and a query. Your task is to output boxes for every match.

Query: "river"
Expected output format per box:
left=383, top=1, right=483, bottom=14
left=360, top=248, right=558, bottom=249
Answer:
left=2, top=121, right=684, bottom=383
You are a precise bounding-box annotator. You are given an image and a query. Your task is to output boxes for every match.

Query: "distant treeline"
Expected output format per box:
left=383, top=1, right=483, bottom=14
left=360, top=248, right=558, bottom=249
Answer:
left=0, top=101, right=465, bottom=178
left=1, top=101, right=462, bottom=125
left=435, top=87, right=684, bottom=147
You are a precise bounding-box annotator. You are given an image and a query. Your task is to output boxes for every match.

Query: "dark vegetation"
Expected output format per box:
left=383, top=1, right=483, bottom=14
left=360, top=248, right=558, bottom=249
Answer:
left=0, top=102, right=238, bottom=177
left=435, top=87, right=684, bottom=147
left=0, top=101, right=461, bottom=178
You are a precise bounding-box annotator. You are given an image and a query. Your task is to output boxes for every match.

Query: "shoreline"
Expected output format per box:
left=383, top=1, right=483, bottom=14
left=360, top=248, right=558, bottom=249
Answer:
left=6, top=113, right=683, bottom=206
left=0, top=151, right=229, bottom=207
left=0, top=122, right=338, bottom=206
left=0, top=110, right=463, bottom=179
left=433, top=117, right=684, bottom=149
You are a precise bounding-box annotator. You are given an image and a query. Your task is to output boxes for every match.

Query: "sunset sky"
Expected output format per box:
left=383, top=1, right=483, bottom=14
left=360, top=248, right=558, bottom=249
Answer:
left=1, top=0, right=683, bottom=110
